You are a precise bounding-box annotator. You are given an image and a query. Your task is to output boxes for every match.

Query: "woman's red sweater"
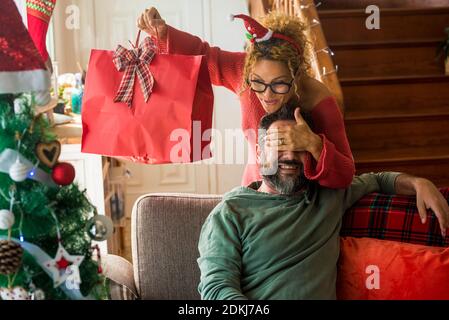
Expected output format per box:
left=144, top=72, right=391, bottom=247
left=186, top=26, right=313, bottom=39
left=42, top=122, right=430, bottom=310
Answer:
left=157, top=26, right=355, bottom=188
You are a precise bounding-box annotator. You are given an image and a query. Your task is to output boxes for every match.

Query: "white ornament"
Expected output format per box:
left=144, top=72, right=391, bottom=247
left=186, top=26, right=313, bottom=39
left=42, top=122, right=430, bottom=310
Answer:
left=0, top=209, right=15, bottom=230
left=34, top=90, right=51, bottom=106
left=9, top=160, right=30, bottom=182
left=42, top=243, right=84, bottom=288
left=31, top=289, right=45, bottom=300
left=0, top=149, right=57, bottom=187
left=13, top=99, right=26, bottom=115
left=0, top=287, right=30, bottom=300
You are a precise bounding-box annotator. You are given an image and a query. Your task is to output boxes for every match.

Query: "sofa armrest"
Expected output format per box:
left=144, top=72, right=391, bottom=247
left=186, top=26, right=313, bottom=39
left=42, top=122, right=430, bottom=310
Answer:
left=102, top=254, right=139, bottom=300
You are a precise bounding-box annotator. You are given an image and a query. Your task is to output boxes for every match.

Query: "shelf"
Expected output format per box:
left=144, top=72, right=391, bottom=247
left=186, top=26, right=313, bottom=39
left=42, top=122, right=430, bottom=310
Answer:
left=51, top=113, right=82, bottom=144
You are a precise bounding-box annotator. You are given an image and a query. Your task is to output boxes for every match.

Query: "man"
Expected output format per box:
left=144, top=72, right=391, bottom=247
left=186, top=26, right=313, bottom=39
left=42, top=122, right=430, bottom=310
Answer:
left=197, top=104, right=449, bottom=300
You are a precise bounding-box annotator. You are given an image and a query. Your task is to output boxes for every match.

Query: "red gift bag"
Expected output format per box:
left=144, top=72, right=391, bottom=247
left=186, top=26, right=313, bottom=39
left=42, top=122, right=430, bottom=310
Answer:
left=81, top=35, right=214, bottom=164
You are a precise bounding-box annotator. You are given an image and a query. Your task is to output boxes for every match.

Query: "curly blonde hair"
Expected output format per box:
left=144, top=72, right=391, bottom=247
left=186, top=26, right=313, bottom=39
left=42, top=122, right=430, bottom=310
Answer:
left=241, top=11, right=312, bottom=96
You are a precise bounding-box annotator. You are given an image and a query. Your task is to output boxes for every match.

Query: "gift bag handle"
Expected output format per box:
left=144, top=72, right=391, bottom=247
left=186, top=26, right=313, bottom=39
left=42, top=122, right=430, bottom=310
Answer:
left=132, top=29, right=162, bottom=54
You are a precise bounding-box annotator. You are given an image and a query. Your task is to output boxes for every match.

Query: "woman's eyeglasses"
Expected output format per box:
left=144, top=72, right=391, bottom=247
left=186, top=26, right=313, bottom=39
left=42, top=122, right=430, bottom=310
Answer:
left=249, top=79, right=294, bottom=95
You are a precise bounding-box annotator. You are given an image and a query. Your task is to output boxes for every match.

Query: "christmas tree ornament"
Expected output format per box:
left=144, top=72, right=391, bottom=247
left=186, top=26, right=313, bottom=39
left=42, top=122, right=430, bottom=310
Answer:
left=86, top=214, right=113, bottom=242
left=9, top=159, right=30, bottom=182
left=91, top=245, right=103, bottom=274
left=36, top=141, right=61, bottom=168
left=65, top=264, right=82, bottom=290
left=0, top=148, right=57, bottom=187
left=30, top=288, right=45, bottom=300
left=28, top=282, right=46, bottom=300
left=0, top=240, right=24, bottom=275
left=0, top=0, right=50, bottom=94
left=26, top=0, right=57, bottom=64
left=0, top=287, right=30, bottom=300
left=0, top=209, right=15, bottom=230
left=42, top=242, right=84, bottom=288
left=51, top=162, right=76, bottom=186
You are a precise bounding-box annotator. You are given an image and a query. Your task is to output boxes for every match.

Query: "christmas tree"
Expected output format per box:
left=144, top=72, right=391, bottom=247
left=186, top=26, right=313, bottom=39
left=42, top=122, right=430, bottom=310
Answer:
left=0, top=0, right=108, bottom=300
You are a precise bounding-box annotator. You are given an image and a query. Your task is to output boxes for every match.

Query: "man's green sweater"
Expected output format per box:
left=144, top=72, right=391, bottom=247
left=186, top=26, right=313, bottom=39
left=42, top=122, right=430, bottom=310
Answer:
left=197, top=172, right=400, bottom=300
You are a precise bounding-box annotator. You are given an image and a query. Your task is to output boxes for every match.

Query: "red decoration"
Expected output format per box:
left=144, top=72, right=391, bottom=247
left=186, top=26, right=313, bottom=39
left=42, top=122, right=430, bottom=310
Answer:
left=51, top=162, right=75, bottom=186
left=0, top=0, right=49, bottom=94
left=27, top=0, right=57, bottom=62
left=230, top=13, right=302, bottom=55
left=56, top=257, right=70, bottom=270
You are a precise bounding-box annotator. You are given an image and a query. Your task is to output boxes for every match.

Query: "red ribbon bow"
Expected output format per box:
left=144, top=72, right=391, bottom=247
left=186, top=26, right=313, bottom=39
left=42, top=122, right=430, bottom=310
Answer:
left=113, top=37, right=157, bottom=107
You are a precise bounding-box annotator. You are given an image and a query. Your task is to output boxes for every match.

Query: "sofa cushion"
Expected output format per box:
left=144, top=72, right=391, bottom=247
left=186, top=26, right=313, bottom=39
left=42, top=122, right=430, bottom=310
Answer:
left=337, top=237, right=449, bottom=300
left=341, top=188, right=449, bottom=247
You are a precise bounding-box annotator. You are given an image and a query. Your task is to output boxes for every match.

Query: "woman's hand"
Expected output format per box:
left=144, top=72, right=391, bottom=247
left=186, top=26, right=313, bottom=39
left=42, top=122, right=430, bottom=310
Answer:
left=137, top=7, right=167, bottom=40
left=264, top=108, right=323, bottom=161
left=296, top=74, right=332, bottom=112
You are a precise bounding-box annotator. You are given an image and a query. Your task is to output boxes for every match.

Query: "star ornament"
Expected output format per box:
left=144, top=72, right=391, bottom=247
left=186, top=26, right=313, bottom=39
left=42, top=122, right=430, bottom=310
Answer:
left=42, top=243, right=84, bottom=288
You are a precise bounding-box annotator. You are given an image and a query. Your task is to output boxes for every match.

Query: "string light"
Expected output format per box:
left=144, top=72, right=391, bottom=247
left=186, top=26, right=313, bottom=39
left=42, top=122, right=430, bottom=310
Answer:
left=310, top=19, right=320, bottom=28
left=300, top=1, right=322, bottom=10
left=27, top=160, right=40, bottom=178
left=316, top=47, right=335, bottom=56
left=322, top=65, right=339, bottom=77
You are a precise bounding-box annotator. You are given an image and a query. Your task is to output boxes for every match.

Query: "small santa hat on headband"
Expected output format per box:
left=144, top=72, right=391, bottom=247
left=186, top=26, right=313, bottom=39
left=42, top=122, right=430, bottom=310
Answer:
left=229, top=13, right=302, bottom=55
left=229, top=13, right=273, bottom=43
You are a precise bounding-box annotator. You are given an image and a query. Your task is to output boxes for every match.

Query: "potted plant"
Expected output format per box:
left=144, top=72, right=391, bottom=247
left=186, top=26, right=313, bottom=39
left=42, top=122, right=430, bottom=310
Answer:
left=436, top=27, right=449, bottom=75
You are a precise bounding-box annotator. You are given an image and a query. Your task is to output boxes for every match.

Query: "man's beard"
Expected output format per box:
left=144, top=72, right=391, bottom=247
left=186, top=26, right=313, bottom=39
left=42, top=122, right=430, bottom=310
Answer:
left=262, top=160, right=308, bottom=195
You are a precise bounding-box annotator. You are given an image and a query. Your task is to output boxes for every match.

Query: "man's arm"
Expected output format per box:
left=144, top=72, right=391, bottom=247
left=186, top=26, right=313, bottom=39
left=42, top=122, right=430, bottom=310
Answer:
left=343, top=172, right=400, bottom=211
left=197, top=204, right=248, bottom=300
left=394, top=174, right=449, bottom=237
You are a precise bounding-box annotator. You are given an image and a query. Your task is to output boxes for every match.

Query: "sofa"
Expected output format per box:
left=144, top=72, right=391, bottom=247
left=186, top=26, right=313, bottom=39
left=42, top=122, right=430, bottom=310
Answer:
left=103, top=190, right=449, bottom=300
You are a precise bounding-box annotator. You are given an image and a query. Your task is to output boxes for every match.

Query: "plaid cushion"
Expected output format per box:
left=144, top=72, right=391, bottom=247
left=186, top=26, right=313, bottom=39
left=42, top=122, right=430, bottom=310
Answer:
left=341, top=188, right=449, bottom=247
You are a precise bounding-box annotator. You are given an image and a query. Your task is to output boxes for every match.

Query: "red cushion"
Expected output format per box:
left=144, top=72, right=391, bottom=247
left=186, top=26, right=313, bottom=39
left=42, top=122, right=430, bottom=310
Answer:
left=337, top=237, right=449, bottom=300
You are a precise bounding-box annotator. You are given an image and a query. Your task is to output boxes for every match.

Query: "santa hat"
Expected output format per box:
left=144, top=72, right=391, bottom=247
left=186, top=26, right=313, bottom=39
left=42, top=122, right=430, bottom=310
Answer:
left=0, top=0, right=50, bottom=94
left=26, top=0, right=57, bottom=62
left=229, top=13, right=302, bottom=55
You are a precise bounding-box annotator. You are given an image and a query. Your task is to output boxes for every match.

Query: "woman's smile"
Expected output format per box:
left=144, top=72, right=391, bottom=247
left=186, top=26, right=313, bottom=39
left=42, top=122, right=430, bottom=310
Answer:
left=263, top=99, right=280, bottom=106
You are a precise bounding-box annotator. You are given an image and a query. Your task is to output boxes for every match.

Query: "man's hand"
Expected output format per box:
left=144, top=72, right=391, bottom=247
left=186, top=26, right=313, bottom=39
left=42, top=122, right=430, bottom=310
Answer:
left=395, top=174, right=449, bottom=237
left=264, top=108, right=323, bottom=161
left=414, top=179, right=449, bottom=237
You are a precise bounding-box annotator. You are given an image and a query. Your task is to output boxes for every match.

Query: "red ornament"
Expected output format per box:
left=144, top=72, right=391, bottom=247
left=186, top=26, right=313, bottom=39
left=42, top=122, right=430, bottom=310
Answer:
left=52, top=162, right=75, bottom=186
left=56, top=257, right=70, bottom=270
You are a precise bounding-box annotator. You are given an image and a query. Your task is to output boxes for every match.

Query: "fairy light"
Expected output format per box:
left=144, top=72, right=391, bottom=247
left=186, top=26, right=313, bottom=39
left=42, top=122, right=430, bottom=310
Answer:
left=310, top=19, right=320, bottom=28
left=300, top=1, right=322, bottom=10
left=316, top=47, right=335, bottom=56
left=27, top=160, right=40, bottom=178
left=322, top=65, right=339, bottom=77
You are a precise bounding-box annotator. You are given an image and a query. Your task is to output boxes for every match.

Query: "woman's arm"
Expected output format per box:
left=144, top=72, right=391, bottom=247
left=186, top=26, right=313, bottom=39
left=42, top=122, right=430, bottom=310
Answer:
left=138, top=7, right=246, bottom=93
left=304, top=96, right=355, bottom=188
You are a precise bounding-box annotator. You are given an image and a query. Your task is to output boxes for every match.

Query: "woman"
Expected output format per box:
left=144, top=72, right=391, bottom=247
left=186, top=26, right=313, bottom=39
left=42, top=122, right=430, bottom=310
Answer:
left=137, top=8, right=355, bottom=187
